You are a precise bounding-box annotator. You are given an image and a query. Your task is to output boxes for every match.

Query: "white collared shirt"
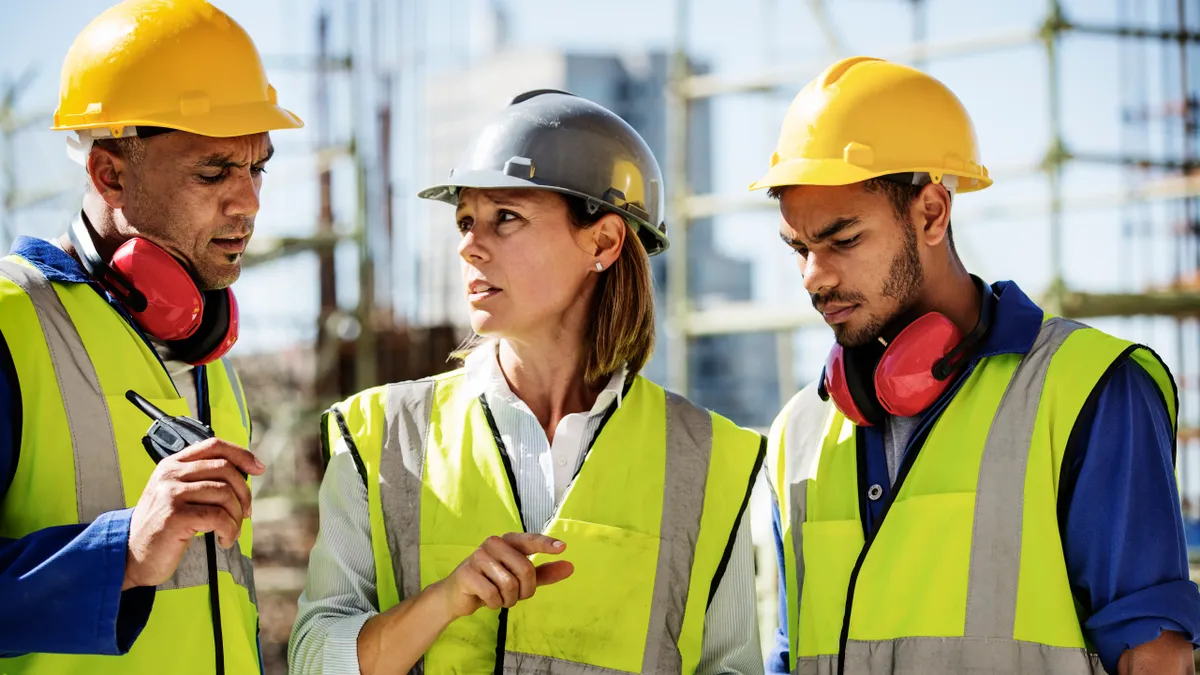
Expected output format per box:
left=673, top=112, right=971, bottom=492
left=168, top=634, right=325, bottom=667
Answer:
left=290, top=347, right=764, bottom=674
left=462, top=345, right=626, bottom=529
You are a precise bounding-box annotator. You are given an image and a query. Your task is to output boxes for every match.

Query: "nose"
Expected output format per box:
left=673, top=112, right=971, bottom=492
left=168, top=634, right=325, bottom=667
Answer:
left=801, top=250, right=839, bottom=297
left=225, top=170, right=261, bottom=220
left=458, top=228, right=489, bottom=264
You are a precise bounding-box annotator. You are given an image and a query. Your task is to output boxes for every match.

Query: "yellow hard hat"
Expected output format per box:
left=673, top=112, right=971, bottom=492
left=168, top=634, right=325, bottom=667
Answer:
left=52, top=0, right=303, bottom=139
left=749, top=56, right=991, bottom=194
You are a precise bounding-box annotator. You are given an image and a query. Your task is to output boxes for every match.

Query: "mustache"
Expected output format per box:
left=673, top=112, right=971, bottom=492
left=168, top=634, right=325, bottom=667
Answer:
left=810, top=289, right=866, bottom=310
left=212, top=218, right=254, bottom=239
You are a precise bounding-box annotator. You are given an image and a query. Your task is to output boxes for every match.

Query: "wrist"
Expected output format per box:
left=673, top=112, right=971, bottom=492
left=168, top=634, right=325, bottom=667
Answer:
left=421, top=579, right=461, bottom=627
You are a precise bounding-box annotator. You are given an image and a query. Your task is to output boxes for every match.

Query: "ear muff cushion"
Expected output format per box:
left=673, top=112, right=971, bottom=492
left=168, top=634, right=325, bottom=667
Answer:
left=843, top=343, right=888, bottom=426
left=166, top=289, right=233, bottom=365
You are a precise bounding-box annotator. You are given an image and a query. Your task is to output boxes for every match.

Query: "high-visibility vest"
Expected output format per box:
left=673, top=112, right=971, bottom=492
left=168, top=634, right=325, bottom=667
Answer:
left=0, top=255, right=260, bottom=674
left=326, top=369, right=765, bottom=674
left=767, top=316, right=1177, bottom=675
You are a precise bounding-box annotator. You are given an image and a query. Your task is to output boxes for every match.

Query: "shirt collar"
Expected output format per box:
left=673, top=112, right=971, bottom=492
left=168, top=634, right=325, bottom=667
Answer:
left=972, top=279, right=1045, bottom=360
left=9, top=235, right=91, bottom=284
left=463, top=341, right=626, bottom=417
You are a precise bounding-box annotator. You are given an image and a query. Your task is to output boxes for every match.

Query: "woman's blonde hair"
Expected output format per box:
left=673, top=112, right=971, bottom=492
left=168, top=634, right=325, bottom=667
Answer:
left=451, top=193, right=657, bottom=387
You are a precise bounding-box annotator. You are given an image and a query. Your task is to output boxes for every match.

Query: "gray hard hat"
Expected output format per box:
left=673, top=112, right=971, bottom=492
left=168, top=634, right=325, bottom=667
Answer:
left=418, top=89, right=669, bottom=256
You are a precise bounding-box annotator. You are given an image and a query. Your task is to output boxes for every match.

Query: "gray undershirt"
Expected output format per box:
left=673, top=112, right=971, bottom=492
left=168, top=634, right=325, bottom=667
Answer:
left=883, top=415, right=922, bottom=486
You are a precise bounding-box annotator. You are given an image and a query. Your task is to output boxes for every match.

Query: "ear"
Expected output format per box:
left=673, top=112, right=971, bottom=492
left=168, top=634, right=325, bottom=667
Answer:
left=86, top=145, right=128, bottom=210
left=589, top=212, right=627, bottom=270
left=912, top=182, right=952, bottom=247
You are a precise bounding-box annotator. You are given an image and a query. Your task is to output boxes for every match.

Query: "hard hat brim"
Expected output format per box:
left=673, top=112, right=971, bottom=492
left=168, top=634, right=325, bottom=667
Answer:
left=418, top=169, right=670, bottom=256
left=51, top=101, right=304, bottom=137
left=749, top=157, right=992, bottom=194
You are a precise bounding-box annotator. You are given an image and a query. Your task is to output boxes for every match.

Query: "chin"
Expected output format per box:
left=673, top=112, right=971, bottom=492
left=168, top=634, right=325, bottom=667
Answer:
left=469, top=310, right=505, bottom=337
left=832, top=322, right=876, bottom=349
left=196, top=266, right=240, bottom=291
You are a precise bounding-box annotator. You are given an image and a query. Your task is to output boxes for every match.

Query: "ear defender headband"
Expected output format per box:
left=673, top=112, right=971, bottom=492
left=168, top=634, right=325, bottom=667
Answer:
left=817, top=275, right=997, bottom=426
left=68, top=213, right=239, bottom=366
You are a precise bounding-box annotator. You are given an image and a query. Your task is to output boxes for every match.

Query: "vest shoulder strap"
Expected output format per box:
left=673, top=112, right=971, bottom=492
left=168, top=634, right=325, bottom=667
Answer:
left=769, top=380, right=831, bottom=498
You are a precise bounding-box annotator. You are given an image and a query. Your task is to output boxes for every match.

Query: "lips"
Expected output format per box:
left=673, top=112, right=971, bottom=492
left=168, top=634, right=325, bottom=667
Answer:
left=819, top=304, right=858, bottom=324
left=467, top=279, right=502, bottom=302
left=211, top=236, right=247, bottom=254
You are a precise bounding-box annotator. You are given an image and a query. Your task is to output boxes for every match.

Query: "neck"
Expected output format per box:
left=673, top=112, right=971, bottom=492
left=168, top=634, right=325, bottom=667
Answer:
left=496, top=336, right=601, bottom=442
left=62, top=194, right=122, bottom=263
left=911, top=257, right=982, bottom=336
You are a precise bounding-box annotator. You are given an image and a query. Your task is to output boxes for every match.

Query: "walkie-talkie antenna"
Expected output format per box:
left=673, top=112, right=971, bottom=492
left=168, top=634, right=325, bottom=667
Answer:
left=125, top=390, right=168, bottom=422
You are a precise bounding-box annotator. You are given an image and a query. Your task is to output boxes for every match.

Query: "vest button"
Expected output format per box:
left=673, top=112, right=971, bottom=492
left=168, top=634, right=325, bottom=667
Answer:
left=867, top=484, right=884, bottom=501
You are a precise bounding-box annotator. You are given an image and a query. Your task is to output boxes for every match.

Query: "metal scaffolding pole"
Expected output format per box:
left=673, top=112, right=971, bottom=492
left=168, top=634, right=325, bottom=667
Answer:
left=666, top=0, right=692, bottom=395
left=1044, top=0, right=1066, bottom=315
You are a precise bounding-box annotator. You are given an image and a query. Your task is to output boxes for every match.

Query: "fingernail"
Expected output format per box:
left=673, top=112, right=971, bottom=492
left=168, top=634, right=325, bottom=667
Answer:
left=552, top=540, right=565, bottom=550
left=254, top=457, right=265, bottom=470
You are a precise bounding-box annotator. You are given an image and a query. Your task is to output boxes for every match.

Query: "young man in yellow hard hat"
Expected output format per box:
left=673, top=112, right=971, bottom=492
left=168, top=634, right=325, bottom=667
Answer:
left=757, top=56, right=1198, bottom=675
left=0, top=1, right=301, bottom=673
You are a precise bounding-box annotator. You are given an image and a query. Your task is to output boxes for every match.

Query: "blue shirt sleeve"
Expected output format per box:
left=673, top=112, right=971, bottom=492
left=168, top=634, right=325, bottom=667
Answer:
left=767, top=497, right=791, bottom=675
left=1064, top=358, right=1200, bottom=673
left=0, top=509, right=155, bottom=655
left=0, top=335, right=156, bottom=656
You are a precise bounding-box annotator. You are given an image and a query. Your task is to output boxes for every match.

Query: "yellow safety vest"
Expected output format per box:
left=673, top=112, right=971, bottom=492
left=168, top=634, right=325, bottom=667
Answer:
left=0, top=255, right=260, bottom=674
left=326, top=369, right=765, bottom=674
left=767, top=316, right=1177, bottom=675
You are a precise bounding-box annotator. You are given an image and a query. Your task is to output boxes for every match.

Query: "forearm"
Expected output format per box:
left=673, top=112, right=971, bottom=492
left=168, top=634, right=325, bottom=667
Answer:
left=356, top=581, right=457, bottom=675
left=1117, top=630, right=1195, bottom=675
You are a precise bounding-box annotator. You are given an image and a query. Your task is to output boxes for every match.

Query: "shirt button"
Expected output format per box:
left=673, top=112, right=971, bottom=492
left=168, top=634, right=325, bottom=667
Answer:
left=556, top=456, right=567, bottom=467
left=867, top=484, right=884, bottom=501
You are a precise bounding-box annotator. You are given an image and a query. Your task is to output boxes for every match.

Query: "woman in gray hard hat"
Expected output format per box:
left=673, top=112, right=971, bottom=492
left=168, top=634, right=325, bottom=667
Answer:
left=290, top=90, right=766, bottom=675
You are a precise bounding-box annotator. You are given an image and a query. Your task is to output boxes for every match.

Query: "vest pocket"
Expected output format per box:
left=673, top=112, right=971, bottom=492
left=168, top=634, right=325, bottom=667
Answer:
left=799, top=518, right=863, bottom=656
left=852, top=492, right=974, bottom=639
left=507, top=518, right=659, bottom=672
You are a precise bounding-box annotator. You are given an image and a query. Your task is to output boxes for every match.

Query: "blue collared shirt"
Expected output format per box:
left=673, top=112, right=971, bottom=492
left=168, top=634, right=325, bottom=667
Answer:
left=0, top=237, right=163, bottom=656
left=767, top=280, right=1200, bottom=675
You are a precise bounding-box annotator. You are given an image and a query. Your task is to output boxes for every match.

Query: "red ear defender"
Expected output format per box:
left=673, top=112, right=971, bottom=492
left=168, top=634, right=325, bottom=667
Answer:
left=819, top=276, right=996, bottom=426
left=108, top=238, right=204, bottom=341
left=873, top=313, right=963, bottom=418
left=69, top=213, right=240, bottom=366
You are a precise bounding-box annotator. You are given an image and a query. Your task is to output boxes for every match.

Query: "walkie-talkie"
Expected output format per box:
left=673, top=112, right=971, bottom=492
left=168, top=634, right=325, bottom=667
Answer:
left=125, top=390, right=215, bottom=464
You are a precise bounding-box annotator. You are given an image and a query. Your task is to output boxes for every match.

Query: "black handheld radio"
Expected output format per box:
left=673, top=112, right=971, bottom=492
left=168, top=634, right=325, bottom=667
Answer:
left=125, top=389, right=215, bottom=463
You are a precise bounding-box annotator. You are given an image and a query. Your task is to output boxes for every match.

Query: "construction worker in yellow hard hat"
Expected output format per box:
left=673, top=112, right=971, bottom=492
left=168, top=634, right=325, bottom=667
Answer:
left=756, top=56, right=1199, bottom=674
left=0, top=1, right=301, bottom=673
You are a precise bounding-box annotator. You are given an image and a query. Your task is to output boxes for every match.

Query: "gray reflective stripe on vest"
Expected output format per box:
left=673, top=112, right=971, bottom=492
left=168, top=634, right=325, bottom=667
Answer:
left=158, top=536, right=258, bottom=604
left=794, top=638, right=1104, bottom=675
left=503, top=651, right=636, bottom=674
left=777, top=381, right=832, bottom=665
left=379, top=379, right=436, bottom=603
left=640, top=391, right=713, bottom=673
left=378, top=380, right=717, bottom=672
left=221, top=357, right=250, bottom=434
left=0, top=258, right=125, bottom=522
left=964, top=316, right=1083, bottom=639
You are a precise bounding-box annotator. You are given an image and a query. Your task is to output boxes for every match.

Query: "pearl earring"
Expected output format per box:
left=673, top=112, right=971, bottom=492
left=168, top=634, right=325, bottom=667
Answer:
left=595, top=261, right=604, bottom=272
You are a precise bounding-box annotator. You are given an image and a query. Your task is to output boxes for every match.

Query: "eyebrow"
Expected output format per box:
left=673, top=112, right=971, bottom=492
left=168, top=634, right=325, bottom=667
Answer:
left=456, top=192, right=531, bottom=216
left=488, top=194, right=528, bottom=208
left=194, top=144, right=275, bottom=170
left=780, top=216, right=860, bottom=247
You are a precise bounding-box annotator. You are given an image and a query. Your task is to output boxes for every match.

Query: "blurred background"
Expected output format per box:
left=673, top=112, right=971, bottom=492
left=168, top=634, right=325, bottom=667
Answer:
left=4, top=0, right=1200, bottom=671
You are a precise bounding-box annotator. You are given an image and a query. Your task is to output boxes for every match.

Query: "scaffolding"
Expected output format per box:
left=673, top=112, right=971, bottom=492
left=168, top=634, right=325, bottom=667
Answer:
left=663, top=0, right=1200, bottom=517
